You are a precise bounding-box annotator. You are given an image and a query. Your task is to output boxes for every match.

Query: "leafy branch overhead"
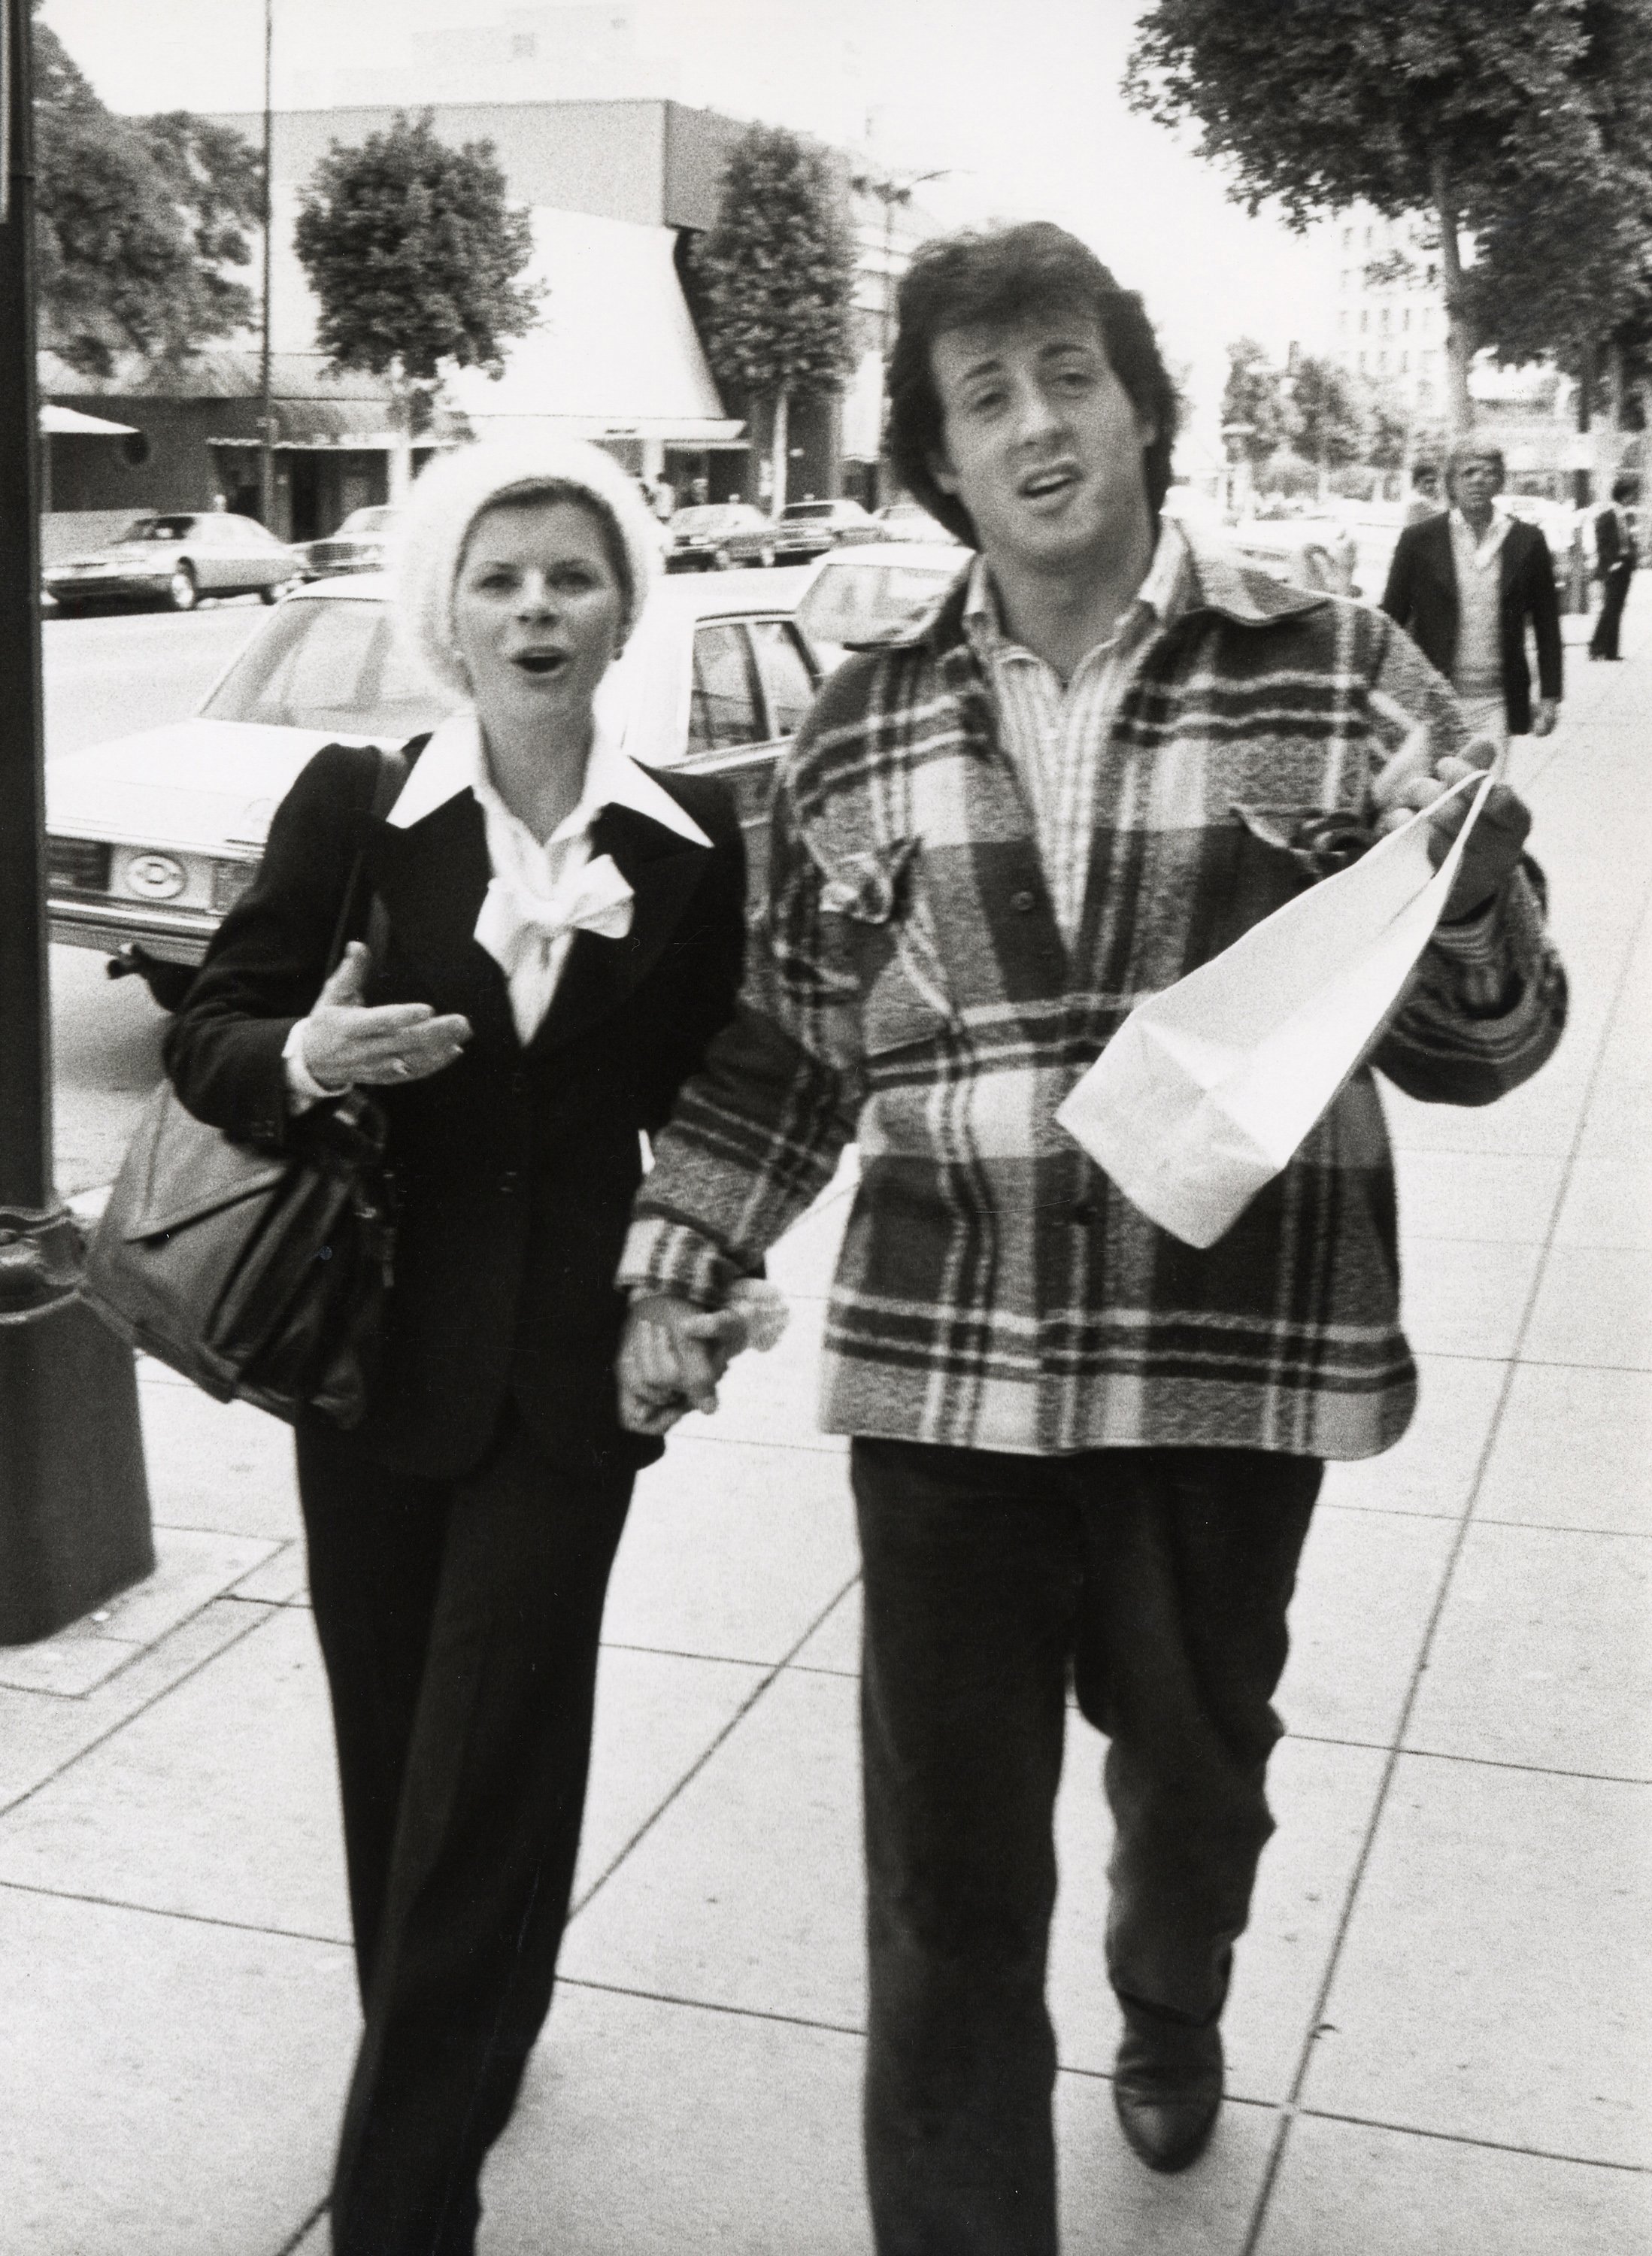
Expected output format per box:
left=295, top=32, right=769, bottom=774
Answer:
left=693, top=124, right=857, bottom=401
left=293, top=112, right=542, bottom=387
left=1125, top=0, right=1652, bottom=431
left=32, top=9, right=262, bottom=378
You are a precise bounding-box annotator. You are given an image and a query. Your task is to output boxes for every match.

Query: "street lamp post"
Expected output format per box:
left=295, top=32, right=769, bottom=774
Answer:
left=851, top=165, right=953, bottom=509
left=0, top=0, right=153, bottom=1644
left=258, top=0, right=276, bottom=530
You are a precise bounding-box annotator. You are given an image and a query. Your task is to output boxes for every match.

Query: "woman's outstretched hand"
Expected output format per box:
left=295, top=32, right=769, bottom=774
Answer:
left=302, top=942, right=473, bottom=1091
left=617, top=1296, right=750, bottom=1435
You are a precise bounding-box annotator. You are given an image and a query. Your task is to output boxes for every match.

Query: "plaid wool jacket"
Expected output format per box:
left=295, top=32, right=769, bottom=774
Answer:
left=620, top=535, right=1566, bottom=1460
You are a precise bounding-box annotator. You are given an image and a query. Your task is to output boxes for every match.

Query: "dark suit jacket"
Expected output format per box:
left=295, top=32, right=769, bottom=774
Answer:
left=1379, top=514, right=1563, bottom=734
left=1596, top=505, right=1639, bottom=575
left=163, top=737, right=747, bottom=1481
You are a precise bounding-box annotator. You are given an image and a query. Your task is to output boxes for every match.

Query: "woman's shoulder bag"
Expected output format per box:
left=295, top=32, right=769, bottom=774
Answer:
left=80, top=744, right=408, bottom=1429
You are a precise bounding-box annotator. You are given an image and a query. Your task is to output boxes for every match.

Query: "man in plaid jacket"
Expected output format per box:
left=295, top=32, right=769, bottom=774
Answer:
left=617, top=224, right=1565, bottom=2251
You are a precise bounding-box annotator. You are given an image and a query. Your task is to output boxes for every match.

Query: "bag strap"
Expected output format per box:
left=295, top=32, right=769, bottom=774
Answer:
left=323, top=743, right=409, bottom=979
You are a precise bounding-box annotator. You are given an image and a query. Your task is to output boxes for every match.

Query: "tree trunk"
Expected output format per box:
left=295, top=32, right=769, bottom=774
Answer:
left=769, top=389, right=790, bottom=517
left=387, top=362, right=414, bottom=505
left=1429, top=150, right=1474, bottom=438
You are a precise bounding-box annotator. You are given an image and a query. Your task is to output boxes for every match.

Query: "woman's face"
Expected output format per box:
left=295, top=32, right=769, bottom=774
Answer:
left=452, top=497, right=627, bottom=732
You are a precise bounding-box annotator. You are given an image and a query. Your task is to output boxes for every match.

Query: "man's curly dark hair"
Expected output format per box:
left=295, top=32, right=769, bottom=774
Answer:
left=887, top=221, right=1178, bottom=548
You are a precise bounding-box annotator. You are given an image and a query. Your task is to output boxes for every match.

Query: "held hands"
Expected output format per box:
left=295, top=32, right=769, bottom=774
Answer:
left=617, top=1295, right=752, bottom=1436
left=1371, top=738, right=1532, bottom=924
left=1531, top=697, right=1560, bottom=739
left=302, top=942, right=472, bottom=1092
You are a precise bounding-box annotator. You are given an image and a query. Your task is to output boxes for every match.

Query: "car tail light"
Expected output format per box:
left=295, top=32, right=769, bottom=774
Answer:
left=46, top=837, right=113, bottom=893
left=210, top=858, right=259, bottom=911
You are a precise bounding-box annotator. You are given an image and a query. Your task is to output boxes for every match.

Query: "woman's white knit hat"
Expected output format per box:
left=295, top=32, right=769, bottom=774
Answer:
left=393, top=435, right=662, bottom=699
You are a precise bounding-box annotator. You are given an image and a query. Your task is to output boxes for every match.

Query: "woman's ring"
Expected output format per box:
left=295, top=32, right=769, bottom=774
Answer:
left=390, top=1056, right=411, bottom=1079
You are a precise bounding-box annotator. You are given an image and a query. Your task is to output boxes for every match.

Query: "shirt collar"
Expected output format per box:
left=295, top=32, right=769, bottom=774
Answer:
left=961, top=518, right=1191, bottom=665
left=1449, top=506, right=1512, bottom=563
left=386, top=710, right=711, bottom=848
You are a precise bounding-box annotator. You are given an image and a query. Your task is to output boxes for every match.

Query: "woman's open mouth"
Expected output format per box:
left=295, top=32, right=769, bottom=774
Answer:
left=512, top=650, right=568, bottom=675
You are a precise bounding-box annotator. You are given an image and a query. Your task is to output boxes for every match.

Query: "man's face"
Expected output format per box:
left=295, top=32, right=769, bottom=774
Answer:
left=1449, top=454, right=1502, bottom=514
left=926, top=308, right=1156, bottom=575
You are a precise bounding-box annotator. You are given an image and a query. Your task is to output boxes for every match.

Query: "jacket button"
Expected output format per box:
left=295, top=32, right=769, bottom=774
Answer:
left=499, top=1169, right=520, bottom=1195
left=1010, top=888, right=1037, bottom=914
left=1072, top=1198, right=1096, bottom=1226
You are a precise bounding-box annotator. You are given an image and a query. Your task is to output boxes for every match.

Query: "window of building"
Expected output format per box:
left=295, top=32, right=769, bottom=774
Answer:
left=1380, top=307, right=1390, bottom=332
left=1359, top=308, right=1369, bottom=332
left=1341, top=225, right=1353, bottom=248
left=1402, top=307, right=1411, bottom=331
left=1400, top=351, right=1410, bottom=372
left=1358, top=350, right=1368, bottom=371
left=1378, top=349, right=1390, bottom=371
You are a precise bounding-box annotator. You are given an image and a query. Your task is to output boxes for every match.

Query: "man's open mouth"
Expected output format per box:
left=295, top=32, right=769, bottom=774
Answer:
left=1020, top=465, right=1080, bottom=502
left=512, top=650, right=568, bottom=675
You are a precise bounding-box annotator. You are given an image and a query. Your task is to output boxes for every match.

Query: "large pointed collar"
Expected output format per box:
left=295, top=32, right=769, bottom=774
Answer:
left=384, top=708, right=711, bottom=849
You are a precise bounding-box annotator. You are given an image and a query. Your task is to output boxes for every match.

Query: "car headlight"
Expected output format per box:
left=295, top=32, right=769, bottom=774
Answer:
left=124, top=852, right=188, bottom=902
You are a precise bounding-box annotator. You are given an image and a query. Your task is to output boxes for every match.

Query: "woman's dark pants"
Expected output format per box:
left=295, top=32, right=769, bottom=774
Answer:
left=851, top=1439, right=1320, bottom=2256
left=296, top=1412, right=632, bottom=2256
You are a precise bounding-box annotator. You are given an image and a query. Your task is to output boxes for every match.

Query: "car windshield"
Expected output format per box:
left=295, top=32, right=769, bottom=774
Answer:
left=797, top=559, right=958, bottom=648
left=201, top=596, right=459, bottom=735
left=119, top=517, right=199, bottom=541
left=338, top=508, right=398, bottom=535
left=674, top=505, right=750, bottom=534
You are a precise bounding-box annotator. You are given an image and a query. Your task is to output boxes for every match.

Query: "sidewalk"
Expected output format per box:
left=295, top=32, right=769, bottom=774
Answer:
left=4, top=599, right=1649, bottom=2256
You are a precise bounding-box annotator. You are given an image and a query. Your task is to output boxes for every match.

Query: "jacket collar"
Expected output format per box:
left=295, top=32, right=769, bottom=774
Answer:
left=899, top=520, right=1326, bottom=663
left=385, top=708, right=711, bottom=848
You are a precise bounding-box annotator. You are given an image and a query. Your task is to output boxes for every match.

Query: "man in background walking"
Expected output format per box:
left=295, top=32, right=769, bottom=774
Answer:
left=1381, top=441, right=1562, bottom=758
left=1590, top=475, right=1639, bottom=661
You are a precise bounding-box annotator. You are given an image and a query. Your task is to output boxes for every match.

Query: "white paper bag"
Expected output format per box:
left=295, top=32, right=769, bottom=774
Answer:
left=1056, top=769, right=1493, bottom=1248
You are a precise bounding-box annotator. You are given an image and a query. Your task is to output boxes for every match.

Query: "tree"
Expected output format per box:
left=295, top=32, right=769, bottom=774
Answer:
left=1126, top=1, right=1632, bottom=435
left=1220, top=338, right=1290, bottom=469
left=692, top=124, right=857, bottom=514
left=294, top=113, right=541, bottom=497
left=1462, top=3, right=1652, bottom=476
left=1287, top=354, right=1366, bottom=481
left=32, top=8, right=262, bottom=378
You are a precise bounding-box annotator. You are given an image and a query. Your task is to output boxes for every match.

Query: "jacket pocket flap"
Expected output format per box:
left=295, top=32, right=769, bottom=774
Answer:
left=117, top=1087, right=288, bottom=1242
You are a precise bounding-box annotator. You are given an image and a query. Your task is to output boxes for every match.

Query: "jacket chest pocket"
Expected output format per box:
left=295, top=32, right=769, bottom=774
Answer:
left=818, top=841, right=955, bottom=1062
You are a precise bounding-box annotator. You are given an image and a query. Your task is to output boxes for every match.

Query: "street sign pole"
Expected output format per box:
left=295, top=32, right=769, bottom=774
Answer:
left=0, top=0, right=152, bottom=1645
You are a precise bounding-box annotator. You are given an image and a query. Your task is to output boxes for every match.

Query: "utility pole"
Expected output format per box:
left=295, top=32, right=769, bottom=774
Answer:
left=258, top=0, right=276, bottom=529
left=0, top=0, right=153, bottom=1644
left=850, top=165, right=953, bottom=509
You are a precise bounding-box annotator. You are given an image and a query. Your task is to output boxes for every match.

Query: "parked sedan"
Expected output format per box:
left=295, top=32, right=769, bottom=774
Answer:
left=872, top=499, right=959, bottom=544
left=794, top=541, right=967, bottom=672
left=1229, top=515, right=1360, bottom=598
left=302, top=504, right=403, bottom=580
left=725, top=496, right=881, bottom=568
left=662, top=502, right=771, bottom=572
left=44, top=513, right=303, bottom=614
left=45, top=569, right=821, bottom=999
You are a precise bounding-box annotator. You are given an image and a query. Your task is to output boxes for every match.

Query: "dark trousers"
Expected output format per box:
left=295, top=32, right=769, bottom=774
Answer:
left=296, top=1412, right=633, bottom=2256
left=1591, top=562, right=1634, bottom=656
left=851, top=1439, right=1321, bottom=2256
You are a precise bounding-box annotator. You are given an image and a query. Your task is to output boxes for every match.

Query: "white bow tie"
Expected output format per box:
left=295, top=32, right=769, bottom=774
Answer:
left=474, top=851, right=635, bottom=981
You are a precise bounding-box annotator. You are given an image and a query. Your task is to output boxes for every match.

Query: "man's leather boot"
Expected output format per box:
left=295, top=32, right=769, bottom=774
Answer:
left=1111, top=1998, right=1223, bottom=2173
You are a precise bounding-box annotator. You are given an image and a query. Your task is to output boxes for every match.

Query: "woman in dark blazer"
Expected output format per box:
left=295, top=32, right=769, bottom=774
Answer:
left=164, top=439, right=747, bottom=2256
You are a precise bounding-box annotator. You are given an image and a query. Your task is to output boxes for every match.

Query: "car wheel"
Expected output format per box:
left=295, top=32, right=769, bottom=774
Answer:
left=166, top=563, right=199, bottom=613
left=259, top=576, right=299, bottom=605
left=711, top=547, right=733, bottom=571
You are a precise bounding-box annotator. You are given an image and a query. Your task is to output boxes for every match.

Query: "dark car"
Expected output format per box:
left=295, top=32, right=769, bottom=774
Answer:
left=302, top=504, right=403, bottom=580
left=44, top=513, right=304, bottom=614
left=663, top=502, right=773, bottom=572
left=725, top=496, right=881, bottom=569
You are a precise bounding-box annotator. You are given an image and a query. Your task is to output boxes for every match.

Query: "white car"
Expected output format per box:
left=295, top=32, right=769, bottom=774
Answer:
left=45, top=569, right=822, bottom=1001
left=794, top=541, right=968, bottom=672
left=44, top=511, right=305, bottom=614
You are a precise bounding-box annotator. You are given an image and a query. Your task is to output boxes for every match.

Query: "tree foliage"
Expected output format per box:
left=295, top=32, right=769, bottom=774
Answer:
left=1126, top=0, right=1641, bottom=431
left=1220, top=339, right=1291, bottom=467
left=1289, top=354, right=1367, bottom=471
left=693, top=125, right=856, bottom=402
left=293, top=113, right=541, bottom=387
left=32, top=8, right=262, bottom=378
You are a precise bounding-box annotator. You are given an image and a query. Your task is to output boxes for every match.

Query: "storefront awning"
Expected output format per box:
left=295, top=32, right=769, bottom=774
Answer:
left=40, top=404, right=138, bottom=436
left=447, top=209, right=744, bottom=447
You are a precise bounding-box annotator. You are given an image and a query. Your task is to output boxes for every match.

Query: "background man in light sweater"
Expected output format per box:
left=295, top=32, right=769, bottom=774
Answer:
left=1381, top=441, right=1563, bottom=759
